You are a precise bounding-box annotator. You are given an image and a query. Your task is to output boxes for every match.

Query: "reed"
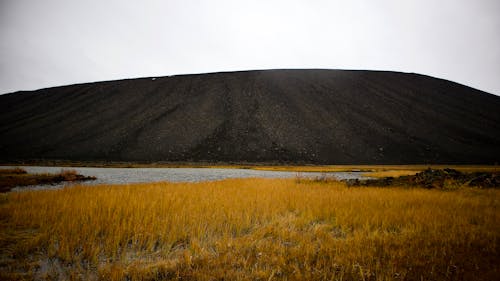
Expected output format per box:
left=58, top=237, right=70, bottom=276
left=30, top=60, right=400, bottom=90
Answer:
left=0, top=178, right=498, bottom=280
left=362, top=170, right=420, bottom=178
left=0, top=168, right=96, bottom=193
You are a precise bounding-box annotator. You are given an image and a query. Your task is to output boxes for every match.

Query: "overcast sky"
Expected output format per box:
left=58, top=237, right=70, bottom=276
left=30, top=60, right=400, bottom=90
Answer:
left=1, top=0, right=500, bottom=95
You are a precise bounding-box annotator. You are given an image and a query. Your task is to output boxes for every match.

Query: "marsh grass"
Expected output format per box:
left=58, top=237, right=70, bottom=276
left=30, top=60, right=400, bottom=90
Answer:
left=362, top=170, right=420, bottom=178
left=252, top=165, right=500, bottom=173
left=0, top=168, right=27, bottom=175
left=3, top=163, right=499, bottom=173
left=0, top=168, right=96, bottom=193
left=0, top=178, right=498, bottom=280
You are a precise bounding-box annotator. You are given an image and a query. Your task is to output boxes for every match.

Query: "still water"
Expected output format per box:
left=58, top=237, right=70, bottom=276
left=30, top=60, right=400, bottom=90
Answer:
left=8, top=166, right=367, bottom=190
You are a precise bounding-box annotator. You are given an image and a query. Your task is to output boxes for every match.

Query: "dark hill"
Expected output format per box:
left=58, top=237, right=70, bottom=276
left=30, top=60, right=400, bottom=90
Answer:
left=1, top=69, right=499, bottom=164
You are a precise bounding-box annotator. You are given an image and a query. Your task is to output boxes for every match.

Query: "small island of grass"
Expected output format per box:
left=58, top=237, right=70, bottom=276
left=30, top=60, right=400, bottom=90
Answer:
left=0, top=168, right=96, bottom=192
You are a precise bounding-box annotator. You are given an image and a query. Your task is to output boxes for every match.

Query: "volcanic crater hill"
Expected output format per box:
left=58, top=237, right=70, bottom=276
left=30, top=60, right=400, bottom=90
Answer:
left=1, top=69, right=500, bottom=164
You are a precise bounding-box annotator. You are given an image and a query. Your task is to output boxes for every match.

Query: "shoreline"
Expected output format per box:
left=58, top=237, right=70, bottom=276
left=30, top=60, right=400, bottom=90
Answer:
left=1, top=160, right=499, bottom=173
left=0, top=168, right=96, bottom=193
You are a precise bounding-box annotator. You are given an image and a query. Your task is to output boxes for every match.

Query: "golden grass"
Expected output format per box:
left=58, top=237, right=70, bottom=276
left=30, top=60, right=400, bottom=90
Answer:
left=3, top=162, right=499, bottom=173
left=0, top=168, right=96, bottom=193
left=0, top=168, right=27, bottom=175
left=0, top=178, right=499, bottom=280
left=362, top=170, right=421, bottom=178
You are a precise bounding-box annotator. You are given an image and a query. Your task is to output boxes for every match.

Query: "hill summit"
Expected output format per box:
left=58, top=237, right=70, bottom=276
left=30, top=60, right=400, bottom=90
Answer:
left=1, top=69, right=499, bottom=164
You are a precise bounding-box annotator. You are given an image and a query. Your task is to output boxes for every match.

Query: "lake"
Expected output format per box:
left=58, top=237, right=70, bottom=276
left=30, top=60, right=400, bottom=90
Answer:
left=6, top=166, right=368, bottom=191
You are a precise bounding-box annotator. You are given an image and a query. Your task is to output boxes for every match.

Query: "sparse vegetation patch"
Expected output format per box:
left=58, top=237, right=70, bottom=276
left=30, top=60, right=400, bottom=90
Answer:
left=347, top=168, right=500, bottom=189
left=0, top=168, right=96, bottom=192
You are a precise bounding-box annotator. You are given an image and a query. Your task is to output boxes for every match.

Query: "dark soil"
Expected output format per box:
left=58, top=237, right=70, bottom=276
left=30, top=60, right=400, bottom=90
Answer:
left=1, top=69, right=499, bottom=164
left=346, top=168, right=500, bottom=188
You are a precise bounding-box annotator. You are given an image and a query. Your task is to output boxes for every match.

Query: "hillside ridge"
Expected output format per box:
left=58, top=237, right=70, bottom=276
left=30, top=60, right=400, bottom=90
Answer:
left=1, top=69, right=499, bottom=164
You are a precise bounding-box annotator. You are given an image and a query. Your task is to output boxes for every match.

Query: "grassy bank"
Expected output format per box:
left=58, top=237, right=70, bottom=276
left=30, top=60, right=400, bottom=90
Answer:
left=352, top=169, right=500, bottom=189
left=2, top=161, right=499, bottom=174
left=0, top=168, right=96, bottom=192
left=0, top=178, right=498, bottom=280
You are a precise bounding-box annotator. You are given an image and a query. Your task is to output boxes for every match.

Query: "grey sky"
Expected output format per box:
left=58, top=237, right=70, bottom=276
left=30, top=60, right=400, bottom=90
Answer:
left=1, top=0, right=500, bottom=95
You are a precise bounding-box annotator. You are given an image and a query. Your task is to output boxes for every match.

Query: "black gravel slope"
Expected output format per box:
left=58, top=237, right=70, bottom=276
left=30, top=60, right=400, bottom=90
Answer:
left=1, top=69, right=499, bottom=164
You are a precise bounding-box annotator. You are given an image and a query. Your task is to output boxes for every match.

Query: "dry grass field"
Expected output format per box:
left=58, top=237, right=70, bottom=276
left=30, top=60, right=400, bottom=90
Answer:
left=0, top=178, right=499, bottom=280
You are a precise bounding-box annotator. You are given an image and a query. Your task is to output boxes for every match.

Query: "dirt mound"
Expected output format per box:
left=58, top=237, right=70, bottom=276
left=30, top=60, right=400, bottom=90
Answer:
left=347, top=168, right=500, bottom=188
left=1, top=69, right=500, bottom=164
